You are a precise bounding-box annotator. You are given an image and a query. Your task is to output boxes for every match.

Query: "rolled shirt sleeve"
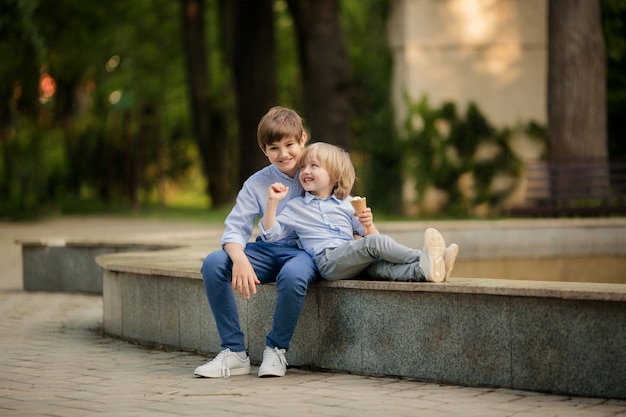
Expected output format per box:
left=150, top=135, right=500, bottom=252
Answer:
left=220, top=165, right=304, bottom=248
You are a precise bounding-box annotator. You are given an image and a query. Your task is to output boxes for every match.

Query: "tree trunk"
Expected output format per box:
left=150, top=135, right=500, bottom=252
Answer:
left=180, top=0, right=230, bottom=206
left=122, top=109, right=137, bottom=209
left=229, top=0, right=277, bottom=185
left=548, top=0, right=608, bottom=200
left=548, top=0, right=607, bottom=161
left=287, top=0, right=352, bottom=149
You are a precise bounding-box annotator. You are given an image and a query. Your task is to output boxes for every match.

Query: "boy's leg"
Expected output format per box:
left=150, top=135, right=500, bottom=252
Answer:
left=241, top=242, right=317, bottom=377
left=201, top=250, right=246, bottom=352
left=241, top=242, right=317, bottom=350
left=202, top=242, right=316, bottom=377
left=266, top=247, right=317, bottom=350
left=207, top=242, right=313, bottom=345
left=318, top=234, right=420, bottom=280
left=365, top=260, right=424, bottom=281
left=368, top=228, right=447, bottom=282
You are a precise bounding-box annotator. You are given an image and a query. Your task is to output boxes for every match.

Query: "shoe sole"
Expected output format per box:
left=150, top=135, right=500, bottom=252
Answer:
left=424, top=228, right=446, bottom=283
left=444, top=244, right=459, bottom=281
left=194, top=366, right=251, bottom=378
left=258, top=369, right=286, bottom=377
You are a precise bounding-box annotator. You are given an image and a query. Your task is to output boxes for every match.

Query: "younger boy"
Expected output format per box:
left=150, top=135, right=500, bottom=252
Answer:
left=260, top=142, right=459, bottom=282
left=194, top=107, right=318, bottom=378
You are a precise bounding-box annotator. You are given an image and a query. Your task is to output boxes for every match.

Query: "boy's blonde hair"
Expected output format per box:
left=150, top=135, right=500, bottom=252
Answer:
left=300, top=142, right=355, bottom=200
left=257, top=106, right=305, bottom=149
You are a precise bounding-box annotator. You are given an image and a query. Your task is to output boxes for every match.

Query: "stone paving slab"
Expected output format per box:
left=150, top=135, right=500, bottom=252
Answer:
left=1, top=217, right=626, bottom=416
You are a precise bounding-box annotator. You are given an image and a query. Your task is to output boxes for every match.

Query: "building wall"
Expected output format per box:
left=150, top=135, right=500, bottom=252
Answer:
left=388, top=0, right=547, bottom=128
left=388, top=0, right=548, bottom=213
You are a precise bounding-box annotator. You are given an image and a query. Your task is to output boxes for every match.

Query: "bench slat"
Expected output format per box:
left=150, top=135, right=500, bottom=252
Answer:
left=509, top=159, right=626, bottom=216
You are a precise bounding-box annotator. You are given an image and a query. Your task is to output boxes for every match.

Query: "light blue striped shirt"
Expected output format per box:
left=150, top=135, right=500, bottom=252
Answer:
left=221, top=165, right=304, bottom=248
left=259, top=192, right=365, bottom=257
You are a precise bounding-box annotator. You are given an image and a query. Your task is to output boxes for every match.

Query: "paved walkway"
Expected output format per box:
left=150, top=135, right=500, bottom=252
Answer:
left=1, top=216, right=625, bottom=417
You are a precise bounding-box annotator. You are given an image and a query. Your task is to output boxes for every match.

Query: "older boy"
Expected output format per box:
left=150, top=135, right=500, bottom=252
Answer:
left=195, top=107, right=318, bottom=378
left=260, top=142, right=459, bottom=283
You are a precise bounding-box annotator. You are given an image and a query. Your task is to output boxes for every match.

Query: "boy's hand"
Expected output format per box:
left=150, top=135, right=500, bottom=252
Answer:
left=356, top=207, right=379, bottom=235
left=268, top=182, right=289, bottom=201
left=231, top=257, right=261, bottom=299
left=262, top=183, right=286, bottom=232
left=224, top=243, right=261, bottom=299
left=356, top=207, right=373, bottom=227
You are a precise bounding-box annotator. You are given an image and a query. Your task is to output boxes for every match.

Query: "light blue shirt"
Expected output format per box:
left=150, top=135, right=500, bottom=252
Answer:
left=259, top=192, right=365, bottom=257
left=221, top=165, right=304, bottom=248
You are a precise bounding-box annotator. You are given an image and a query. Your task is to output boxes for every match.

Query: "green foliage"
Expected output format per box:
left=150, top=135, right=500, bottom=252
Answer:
left=402, top=96, right=530, bottom=216
left=1, top=0, right=622, bottom=221
left=274, top=0, right=301, bottom=108
left=0, top=0, right=200, bottom=219
left=341, top=0, right=403, bottom=215
left=0, top=120, right=68, bottom=219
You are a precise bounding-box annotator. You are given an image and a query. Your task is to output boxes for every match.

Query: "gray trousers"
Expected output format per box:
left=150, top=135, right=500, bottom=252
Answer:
left=314, top=234, right=425, bottom=281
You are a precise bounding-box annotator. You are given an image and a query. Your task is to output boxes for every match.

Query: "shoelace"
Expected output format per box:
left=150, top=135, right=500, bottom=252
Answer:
left=265, top=347, right=288, bottom=368
left=214, top=349, right=231, bottom=378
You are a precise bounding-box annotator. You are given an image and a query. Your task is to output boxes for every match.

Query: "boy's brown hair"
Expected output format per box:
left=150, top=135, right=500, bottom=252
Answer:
left=300, top=142, right=355, bottom=200
left=257, top=106, right=306, bottom=150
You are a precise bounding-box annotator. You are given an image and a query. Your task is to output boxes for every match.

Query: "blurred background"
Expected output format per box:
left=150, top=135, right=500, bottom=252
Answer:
left=1, top=0, right=625, bottom=220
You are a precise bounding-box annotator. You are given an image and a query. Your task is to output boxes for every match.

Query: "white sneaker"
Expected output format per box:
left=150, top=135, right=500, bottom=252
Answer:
left=444, top=244, right=459, bottom=281
left=420, top=228, right=446, bottom=283
left=258, top=346, right=288, bottom=377
left=194, top=349, right=250, bottom=378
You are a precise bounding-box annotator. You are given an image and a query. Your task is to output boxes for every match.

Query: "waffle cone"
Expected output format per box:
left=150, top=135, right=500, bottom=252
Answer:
left=350, top=197, right=367, bottom=215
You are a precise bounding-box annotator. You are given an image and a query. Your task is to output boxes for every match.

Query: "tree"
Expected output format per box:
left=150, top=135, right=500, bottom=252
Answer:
left=223, top=0, right=278, bottom=185
left=341, top=0, right=402, bottom=213
left=548, top=0, right=607, bottom=161
left=0, top=0, right=42, bottom=214
left=602, top=0, right=626, bottom=159
left=181, top=0, right=230, bottom=206
left=548, top=0, right=608, bottom=200
left=287, top=0, right=352, bottom=149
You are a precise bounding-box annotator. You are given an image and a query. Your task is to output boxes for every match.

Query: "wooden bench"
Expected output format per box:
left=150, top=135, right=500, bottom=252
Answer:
left=510, top=159, right=626, bottom=216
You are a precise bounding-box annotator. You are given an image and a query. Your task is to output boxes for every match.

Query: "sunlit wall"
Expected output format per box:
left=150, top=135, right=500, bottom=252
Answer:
left=389, top=0, right=547, bottom=128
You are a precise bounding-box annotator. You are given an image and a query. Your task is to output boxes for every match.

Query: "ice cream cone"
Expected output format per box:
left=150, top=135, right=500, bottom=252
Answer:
left=350, top=196, right=367, bottom=215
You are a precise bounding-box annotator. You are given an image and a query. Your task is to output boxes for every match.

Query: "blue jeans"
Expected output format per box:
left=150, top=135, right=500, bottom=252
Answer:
left=315, top=234, right=425, bottom=281
left=201, top=240, right=318, bottom=352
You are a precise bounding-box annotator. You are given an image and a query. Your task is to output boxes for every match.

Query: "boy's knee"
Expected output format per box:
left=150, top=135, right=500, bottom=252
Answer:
left=276, top=273, right=311, bottom=296
left=363, top=234, right=396, bottom=256
left=294, top=258, right=317, bottom=279
left=201, top=250, right=231, bottom=279
left=279, top=259, right=317, bottom=288
left=366, top=234, right=392, bottom=247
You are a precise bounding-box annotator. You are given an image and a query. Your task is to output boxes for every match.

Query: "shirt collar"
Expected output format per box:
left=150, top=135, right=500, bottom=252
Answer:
left=269, top=164, right=299, bottom=182
left=304, top=191, right=342, bottom=204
